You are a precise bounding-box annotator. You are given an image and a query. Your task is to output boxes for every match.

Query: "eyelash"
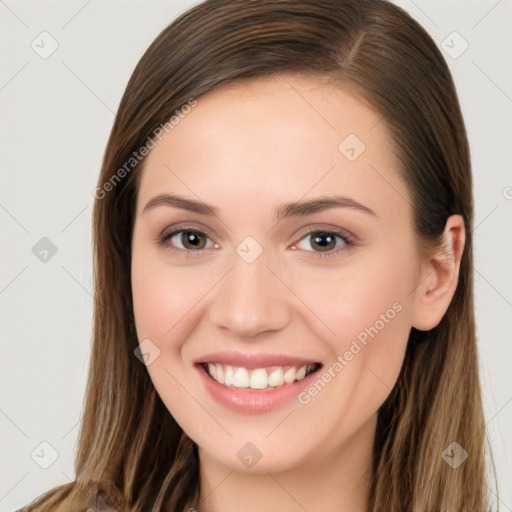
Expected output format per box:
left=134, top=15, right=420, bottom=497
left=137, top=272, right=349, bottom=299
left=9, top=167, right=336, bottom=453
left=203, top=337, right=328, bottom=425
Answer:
left=157, top=225, right=355, bottom=260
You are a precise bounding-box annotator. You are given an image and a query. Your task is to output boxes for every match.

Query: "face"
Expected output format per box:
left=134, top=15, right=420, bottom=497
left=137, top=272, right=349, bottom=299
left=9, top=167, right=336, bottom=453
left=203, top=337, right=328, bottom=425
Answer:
left=131, top=75, right=423, bottom=475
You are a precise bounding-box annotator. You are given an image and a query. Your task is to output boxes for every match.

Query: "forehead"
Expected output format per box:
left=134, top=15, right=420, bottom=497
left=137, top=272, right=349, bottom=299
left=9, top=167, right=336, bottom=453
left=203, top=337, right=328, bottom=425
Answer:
left=136, top=74, right=409, bottom=221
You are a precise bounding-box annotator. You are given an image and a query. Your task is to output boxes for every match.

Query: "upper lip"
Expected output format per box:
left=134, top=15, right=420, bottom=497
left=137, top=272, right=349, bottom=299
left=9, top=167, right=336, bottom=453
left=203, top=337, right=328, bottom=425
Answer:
left=195, top=351, right=321, bottom=369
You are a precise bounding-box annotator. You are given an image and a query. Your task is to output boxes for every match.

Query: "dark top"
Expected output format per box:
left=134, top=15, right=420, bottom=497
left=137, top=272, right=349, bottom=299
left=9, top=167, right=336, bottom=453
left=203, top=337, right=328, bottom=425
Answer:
left=84, top=481, right=126, bottom=512
left=87, top=491, right=121, bottom=511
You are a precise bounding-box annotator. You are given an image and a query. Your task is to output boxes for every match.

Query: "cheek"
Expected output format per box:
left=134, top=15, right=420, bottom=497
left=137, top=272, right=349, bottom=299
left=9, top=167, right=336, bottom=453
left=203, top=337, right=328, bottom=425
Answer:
left=289, top=244, right=416, bottom=410
left=291, top=242, right=416, bottom=338
left=131, top=249, right=222, bottom=353
left=132, top=263, right=191, bottom=343
left=286, top=295, right=411, bottom=444
left=130, top=255, right=204, bottom=411
left=131, top=238, right=176, bottom=342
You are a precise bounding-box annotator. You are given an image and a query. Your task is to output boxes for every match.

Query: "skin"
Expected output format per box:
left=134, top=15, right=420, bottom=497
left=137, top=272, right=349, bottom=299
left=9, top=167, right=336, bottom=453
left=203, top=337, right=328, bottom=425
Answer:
left=130, top=75, right=464, bottom=512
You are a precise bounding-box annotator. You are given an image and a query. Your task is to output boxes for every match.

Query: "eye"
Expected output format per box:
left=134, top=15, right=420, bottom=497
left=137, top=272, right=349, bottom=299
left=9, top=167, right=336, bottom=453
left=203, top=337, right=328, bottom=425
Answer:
left=157, top=225, right=355, bottom=259
left=291, top=228, right=354, bottom=259
left=158, top=226, right=217, bottom=256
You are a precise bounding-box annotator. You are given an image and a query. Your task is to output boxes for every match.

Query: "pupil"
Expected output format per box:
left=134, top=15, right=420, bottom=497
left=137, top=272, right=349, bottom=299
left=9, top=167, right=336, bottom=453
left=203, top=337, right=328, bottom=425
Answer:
left=313, top=233, right=334, bottom=251
left=184, top=232, right=204, bottom=249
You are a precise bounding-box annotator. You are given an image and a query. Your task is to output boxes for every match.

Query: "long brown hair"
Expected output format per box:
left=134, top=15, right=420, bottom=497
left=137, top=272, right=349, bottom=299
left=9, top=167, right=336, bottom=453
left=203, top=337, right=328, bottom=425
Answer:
left=20, top=0, right=495, bottom=510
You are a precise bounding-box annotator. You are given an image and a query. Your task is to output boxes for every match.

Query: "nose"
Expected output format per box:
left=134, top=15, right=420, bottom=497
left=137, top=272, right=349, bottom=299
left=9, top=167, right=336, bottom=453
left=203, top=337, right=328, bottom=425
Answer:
left=208, top=248, right=291, bottom=339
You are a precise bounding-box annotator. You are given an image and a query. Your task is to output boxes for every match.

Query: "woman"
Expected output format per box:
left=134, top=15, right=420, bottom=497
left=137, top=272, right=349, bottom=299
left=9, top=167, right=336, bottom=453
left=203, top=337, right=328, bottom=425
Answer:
left=19, top=0, right=495, bottom=510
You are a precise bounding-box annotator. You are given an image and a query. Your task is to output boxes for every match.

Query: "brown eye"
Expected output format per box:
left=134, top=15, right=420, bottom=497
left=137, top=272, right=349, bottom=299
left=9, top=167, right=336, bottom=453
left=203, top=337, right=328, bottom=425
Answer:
left=179, top=231, right=208, bottom=250
left=160, top=229, right=215, bottom=254
left=295, top=228, right=355, bottom=258
left=295, top=230, right=351, bottom=255
left=308, top=232, right=338, bottom=252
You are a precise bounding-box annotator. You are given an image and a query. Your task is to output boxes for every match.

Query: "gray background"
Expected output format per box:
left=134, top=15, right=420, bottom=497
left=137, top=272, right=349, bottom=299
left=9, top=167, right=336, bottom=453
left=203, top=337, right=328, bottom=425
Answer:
left=1, top=0, right=511, bottom=510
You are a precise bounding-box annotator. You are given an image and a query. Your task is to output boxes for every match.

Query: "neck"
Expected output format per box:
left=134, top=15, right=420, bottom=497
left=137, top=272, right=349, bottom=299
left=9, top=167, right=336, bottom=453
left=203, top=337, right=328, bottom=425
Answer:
left=194, top=415, right=376, bottom=512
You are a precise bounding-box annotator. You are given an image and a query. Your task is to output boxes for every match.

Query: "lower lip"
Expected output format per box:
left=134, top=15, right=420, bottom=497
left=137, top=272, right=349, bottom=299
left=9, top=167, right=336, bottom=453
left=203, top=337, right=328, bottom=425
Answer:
left=196, top=364, right=319, bottom=414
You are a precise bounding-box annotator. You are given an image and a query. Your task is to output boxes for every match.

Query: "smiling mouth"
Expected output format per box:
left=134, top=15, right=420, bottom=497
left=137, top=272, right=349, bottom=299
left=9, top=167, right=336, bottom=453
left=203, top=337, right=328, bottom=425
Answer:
left=200, top=362, right=322, bottom=391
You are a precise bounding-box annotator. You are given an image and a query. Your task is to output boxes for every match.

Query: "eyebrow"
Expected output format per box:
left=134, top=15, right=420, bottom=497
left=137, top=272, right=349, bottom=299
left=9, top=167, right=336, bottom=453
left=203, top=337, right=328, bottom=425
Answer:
left=142, top=193, right=377, bottom=221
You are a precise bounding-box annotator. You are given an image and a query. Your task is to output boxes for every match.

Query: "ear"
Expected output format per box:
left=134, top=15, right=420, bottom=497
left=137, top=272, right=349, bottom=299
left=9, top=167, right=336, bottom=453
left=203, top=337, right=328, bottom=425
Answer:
left=411, top=215, right=465, bottom=331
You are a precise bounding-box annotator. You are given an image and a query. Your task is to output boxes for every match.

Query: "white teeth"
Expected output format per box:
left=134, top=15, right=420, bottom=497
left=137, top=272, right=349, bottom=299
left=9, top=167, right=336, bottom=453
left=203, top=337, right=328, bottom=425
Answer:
left=215, top=363, right=224, bottom=384
left=250, top=368, right=268, bottom=389
left=224, top=365, right=234, bottom=386
left=284, top=367, right=296, bottom=383
left=268, top=367, right=285, bottom=387
left=295, top=365, right=307, bottom=381
left=205, top=363, right=312, bottom=390
left=233, top=367, right=250, bottom=388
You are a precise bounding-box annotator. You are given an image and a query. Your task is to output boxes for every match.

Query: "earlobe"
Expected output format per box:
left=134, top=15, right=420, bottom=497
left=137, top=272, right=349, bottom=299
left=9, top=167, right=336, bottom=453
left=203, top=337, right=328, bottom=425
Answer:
left=411, top=215, right=465, bottom=331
